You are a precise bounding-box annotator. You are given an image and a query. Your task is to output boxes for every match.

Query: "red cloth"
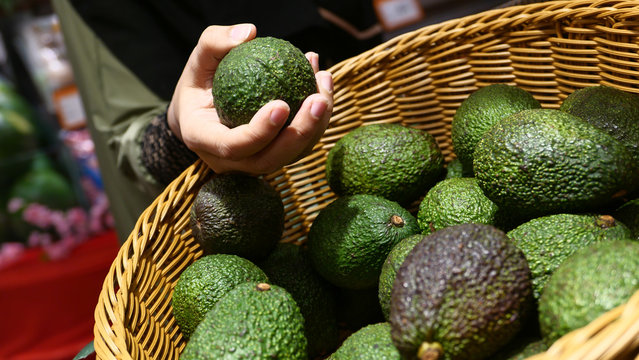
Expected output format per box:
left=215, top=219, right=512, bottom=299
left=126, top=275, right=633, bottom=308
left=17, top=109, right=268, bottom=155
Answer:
left=0, top=230, right=119, bottom=360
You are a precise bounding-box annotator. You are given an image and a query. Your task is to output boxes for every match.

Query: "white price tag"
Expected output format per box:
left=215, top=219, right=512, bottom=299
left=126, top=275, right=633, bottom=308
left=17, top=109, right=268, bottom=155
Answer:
left=374, top=0, right=424, bottom=31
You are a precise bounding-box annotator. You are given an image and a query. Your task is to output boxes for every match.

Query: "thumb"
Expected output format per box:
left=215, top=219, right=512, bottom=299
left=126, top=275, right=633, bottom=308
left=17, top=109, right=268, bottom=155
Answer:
left=182, top=23, right=256, bottom=88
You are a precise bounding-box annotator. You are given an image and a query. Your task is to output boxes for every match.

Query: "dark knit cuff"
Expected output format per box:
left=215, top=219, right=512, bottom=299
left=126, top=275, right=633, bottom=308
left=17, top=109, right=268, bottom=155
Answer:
left=140, top=112, right=199, bottom=186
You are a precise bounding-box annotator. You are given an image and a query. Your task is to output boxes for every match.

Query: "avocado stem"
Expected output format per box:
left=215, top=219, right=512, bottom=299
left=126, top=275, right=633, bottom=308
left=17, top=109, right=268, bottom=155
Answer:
left=256, top=283, right=271, bottom=291
left=391, top=215, right=405, bottom=227
left=596, top=215, right=616, bottom=228
left=417, top=342, right=443, bottom=360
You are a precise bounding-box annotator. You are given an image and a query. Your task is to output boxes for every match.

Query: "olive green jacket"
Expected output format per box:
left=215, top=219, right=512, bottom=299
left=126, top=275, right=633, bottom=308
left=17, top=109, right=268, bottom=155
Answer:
left=53, top=0, right=166, bottom=243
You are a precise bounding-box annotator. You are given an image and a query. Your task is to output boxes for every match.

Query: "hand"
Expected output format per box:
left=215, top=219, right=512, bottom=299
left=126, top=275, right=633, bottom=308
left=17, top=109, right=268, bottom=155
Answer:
left=167, top=23, right=334, bottom=175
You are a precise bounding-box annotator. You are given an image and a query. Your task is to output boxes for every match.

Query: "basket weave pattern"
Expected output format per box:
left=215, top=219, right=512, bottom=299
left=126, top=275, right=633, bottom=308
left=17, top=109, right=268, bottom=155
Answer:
left=94, top=1, right=639, bottom=359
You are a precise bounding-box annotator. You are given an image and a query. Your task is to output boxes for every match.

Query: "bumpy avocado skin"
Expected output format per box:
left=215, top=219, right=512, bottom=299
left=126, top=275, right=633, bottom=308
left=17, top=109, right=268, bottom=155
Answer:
left=560, top=85, right=639, bottom=162
left=451, top=84, right=541, bottom=170
left=212, top=37, right=317, bottom=128
left=181, top=282, right=308, bottom=360
left=539, top=240, right=639, bottom=346
left=390, top=223, right=533, bottom=360
left=171, top=254, right=269, bottom=339
left=378, top=234, right=424, bottom=320
left=189, top=173, right=284, bottom=261
left=308, top=194, right=420, bottom=290
left=507, top=213, right=632, bottom=300
left=328, top=322, right=402, bottom=360
left=473, top=108, right=639, bottom=218
left=417, top=177, right=499, bottom=234
left=325, top=123, right=444, bottom=206
left=259, top=243, right=339, bottom=358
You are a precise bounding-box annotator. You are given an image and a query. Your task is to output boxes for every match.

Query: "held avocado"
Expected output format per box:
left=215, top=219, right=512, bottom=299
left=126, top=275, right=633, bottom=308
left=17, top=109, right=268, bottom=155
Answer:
left=389, top=223, right=533, bottom=360
left=212, top=37, right=317, bottom=128
left=473, top=108, right=639, bottom=218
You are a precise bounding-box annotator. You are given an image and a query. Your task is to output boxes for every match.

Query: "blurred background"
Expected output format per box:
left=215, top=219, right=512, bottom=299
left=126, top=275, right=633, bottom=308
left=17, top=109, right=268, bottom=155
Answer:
left=0, top=0, right=513, bottom=359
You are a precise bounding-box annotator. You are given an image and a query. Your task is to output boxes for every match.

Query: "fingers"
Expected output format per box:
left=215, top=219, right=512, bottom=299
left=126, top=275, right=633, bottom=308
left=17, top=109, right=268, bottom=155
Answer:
left=182, top=24, right=256, bottom=89
left=306, top=52, right=320, bottom=74
left=182, top=100, right=290, bottom=160
left=207, top=70, right=334, bottom=175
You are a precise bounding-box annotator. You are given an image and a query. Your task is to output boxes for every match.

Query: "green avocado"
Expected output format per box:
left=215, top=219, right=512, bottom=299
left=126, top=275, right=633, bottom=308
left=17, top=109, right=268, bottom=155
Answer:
left=259, top=242, right=339, bottom=358
left=473, top=108, right=639, bottom=219
left=189, top=173, right=284, bottom=261
left=328, top=322, right=402, bottom=360
left=181, top=282, right=307, bottom=360
left=378, top=233, right=424, bottom=320
left=389, top=223, right=533, bottom=360
left=451, top=84, right=541, bottom=170
left=171, top=254, right=268, bottom=339
left=444, top=158, right=470, bottom=179
left=212, top=36, right=317, bottom=128
left=560, top=85, right=639, bottom=162
left=538, top=240, right=639, bottom=346
left=308, top=194, right=420, bottom=290
left=325, top=123, right=444, bottom=206
left=417, top=177, right=499, bottom=234
left=507, top=213, right=632, bottom=300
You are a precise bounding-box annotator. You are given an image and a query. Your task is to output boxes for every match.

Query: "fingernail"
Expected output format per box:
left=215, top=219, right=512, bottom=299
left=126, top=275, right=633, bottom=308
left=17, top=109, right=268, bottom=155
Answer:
left=320, top=72, right=333, bottom=94
left=230, top=24, right=252, bottom=42
left=310, top=98, right=328, bottom=120
left=270, top=106, right=288, bottom=126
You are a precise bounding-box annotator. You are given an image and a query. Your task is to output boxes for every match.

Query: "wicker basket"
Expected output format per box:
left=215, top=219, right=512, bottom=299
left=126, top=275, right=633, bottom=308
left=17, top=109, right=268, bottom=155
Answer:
left=93, top=1, right=639, bottom=359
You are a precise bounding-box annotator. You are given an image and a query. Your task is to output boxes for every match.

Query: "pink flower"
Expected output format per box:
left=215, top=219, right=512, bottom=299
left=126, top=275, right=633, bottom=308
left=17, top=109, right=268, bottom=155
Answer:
left=7, top=198, right=24, bottom=213
left=22, top=203, right=53, bottom=229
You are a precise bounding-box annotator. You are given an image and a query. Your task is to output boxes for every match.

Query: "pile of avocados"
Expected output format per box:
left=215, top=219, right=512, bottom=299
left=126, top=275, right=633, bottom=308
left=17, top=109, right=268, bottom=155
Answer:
left=171, top=35, right=639, bottom=360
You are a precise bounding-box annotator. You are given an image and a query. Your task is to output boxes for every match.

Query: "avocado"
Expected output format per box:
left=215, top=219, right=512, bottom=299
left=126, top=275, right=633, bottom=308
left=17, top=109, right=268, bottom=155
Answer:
left=417, top=177, right=499, bottom=234
left=212, top=36, right=317, bottom=128
left=560, top=85, right=639, bottom=162
left=325, top=123, right=444, bottom=206
left=181, top=282, right=307, bottom=359
left=389, top=223, right=533, bottom=360
left=538, top=239, right=639, bottom=346
left=328, top=322, right=402, bottom=360
left=259, top=242, right=339, bottom=358
left=507, top=213, right=632, bottom=300
left=444, top=158, right=469, bottom=179
left=308, top=194, right=420, bottom=289
left=171, top=254, right=269, bottom=338
left=451, top=84, right=541, bottom=170
left=378, top=233, right=424, bottom=320
left=189, top=173, right=284, bottom=261
left=473, top=108, right=639, bottom=219
left=614, top=198, right=639, bottom=240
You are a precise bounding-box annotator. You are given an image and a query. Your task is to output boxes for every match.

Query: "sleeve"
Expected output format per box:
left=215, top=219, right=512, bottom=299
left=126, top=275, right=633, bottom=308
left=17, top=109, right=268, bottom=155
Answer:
left=52, top=0, right=197, bottom=196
